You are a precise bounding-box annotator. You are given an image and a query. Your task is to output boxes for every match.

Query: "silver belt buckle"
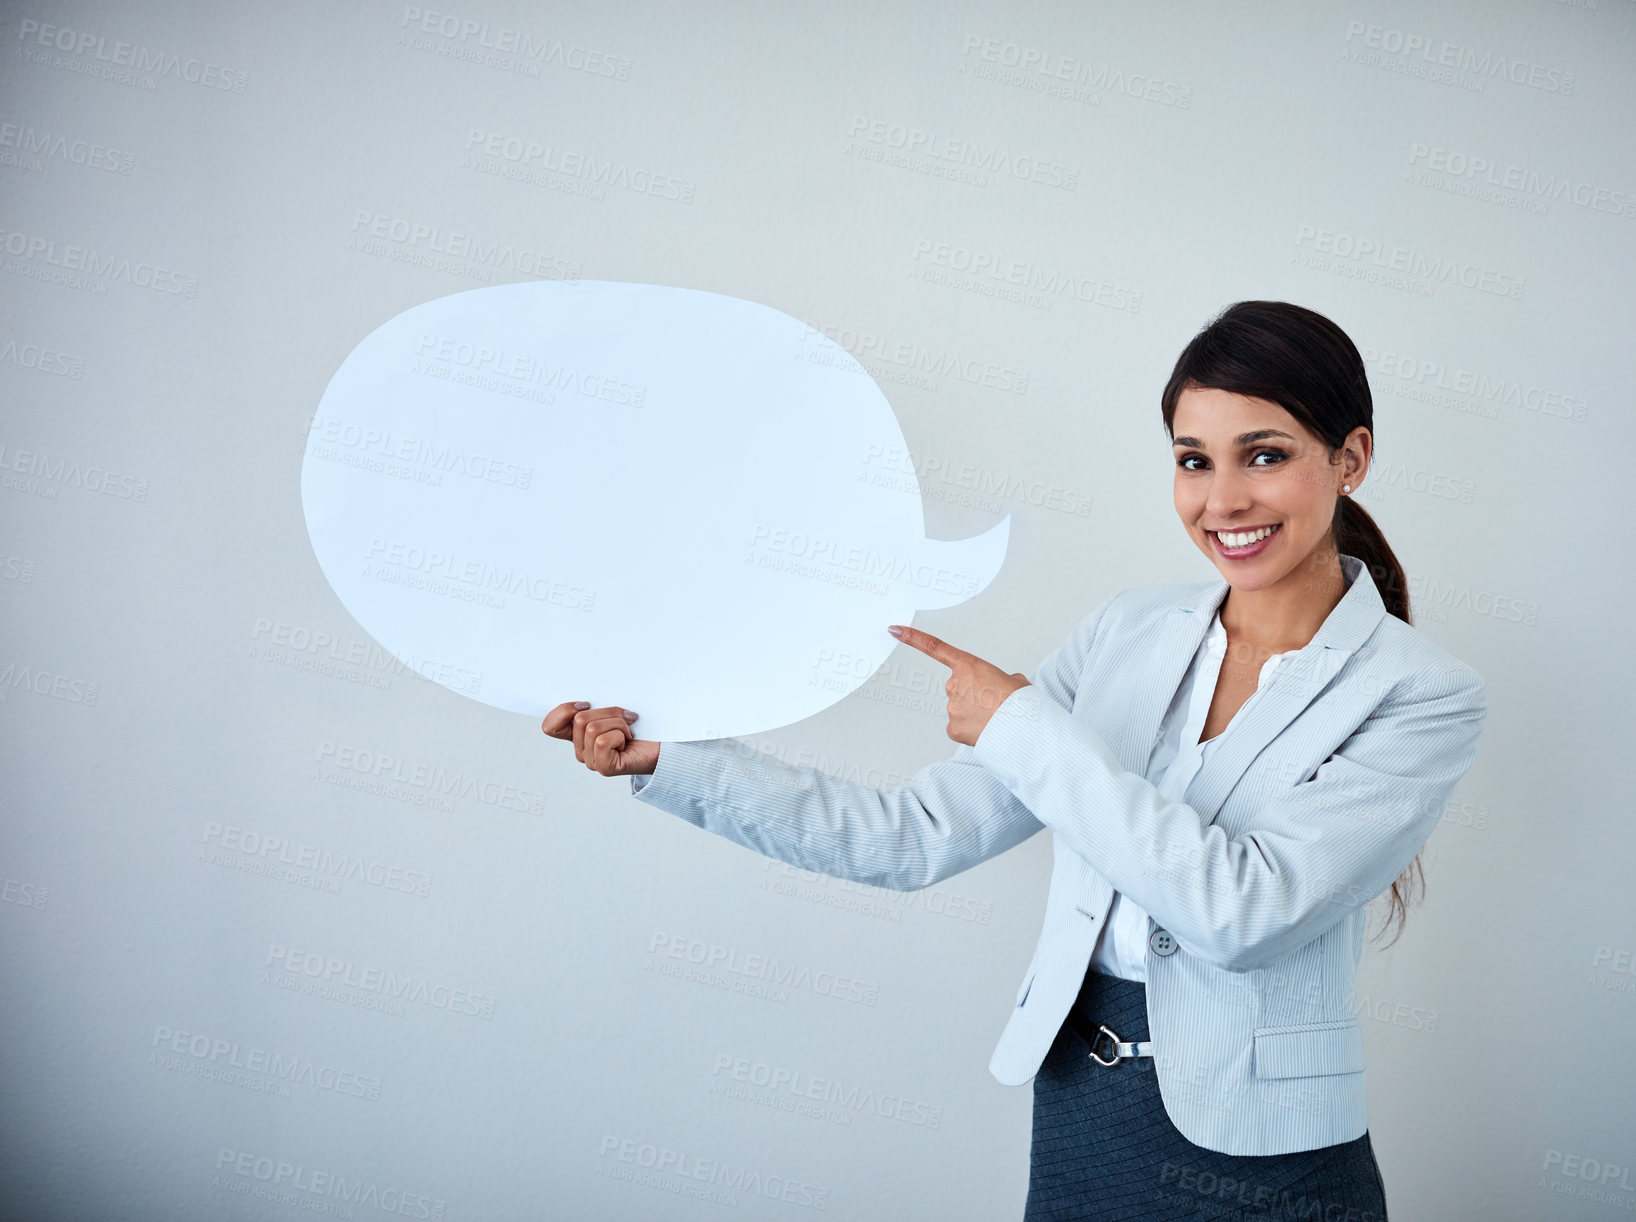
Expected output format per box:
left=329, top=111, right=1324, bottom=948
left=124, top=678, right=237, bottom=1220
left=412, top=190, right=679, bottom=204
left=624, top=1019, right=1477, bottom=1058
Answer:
left=1087, top=1023, right=1126, bottom=1067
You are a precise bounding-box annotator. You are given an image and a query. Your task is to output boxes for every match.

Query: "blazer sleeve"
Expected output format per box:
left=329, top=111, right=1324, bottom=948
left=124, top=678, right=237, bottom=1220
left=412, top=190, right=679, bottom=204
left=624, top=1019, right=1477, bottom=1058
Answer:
left=972, top=658, right=1488, bottom=972
left=627, top=594, right=1119, bottom=892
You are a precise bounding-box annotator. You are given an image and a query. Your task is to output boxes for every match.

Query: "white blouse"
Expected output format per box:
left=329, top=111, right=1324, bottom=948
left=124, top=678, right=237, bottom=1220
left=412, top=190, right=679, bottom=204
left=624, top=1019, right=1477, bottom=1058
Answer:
left=1089, top=605, right=1296, bottom=982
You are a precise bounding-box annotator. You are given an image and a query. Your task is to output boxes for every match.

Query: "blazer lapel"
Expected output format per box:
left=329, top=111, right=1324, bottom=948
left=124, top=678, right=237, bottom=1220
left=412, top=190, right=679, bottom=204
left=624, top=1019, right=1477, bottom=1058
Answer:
left=1150, top=554, right=1389, bottom=827
left=1115, top=576, right=1225, bottom=769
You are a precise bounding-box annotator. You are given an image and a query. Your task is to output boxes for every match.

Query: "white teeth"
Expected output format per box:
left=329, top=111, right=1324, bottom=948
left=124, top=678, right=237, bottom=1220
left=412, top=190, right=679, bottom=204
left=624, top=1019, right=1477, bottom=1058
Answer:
left=1214, top=525, right=1278, bottom=549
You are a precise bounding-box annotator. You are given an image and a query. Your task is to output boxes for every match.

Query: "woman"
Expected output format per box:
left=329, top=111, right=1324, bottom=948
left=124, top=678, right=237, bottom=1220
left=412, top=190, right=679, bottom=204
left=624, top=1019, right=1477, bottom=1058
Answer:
left=542, top=301, right=1487, bottom=1219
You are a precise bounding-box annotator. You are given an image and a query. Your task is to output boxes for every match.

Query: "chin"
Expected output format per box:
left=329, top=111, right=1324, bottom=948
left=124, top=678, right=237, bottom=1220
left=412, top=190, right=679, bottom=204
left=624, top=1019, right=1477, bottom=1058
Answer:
left=1218, top=568, right=1285, bottom=591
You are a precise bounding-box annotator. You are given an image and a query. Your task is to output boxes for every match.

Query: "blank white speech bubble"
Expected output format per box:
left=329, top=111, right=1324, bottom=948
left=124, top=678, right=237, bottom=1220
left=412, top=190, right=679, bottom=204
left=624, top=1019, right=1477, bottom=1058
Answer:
left=300, top=280, right=1010, bottom=741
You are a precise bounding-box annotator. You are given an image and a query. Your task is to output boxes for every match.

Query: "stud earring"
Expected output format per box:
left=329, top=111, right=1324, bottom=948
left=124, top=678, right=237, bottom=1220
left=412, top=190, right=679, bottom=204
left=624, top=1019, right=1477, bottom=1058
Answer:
left=1342, top=484, right=1351, bottom=493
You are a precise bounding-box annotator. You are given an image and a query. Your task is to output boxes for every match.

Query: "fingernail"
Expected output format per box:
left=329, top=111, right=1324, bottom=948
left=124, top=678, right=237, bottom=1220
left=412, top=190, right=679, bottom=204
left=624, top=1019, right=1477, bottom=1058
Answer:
left=574, top=701, right=591, bottom=709
left=624, top=710, right=639, bottom=721
left=887, top=625, right=903, bottom=638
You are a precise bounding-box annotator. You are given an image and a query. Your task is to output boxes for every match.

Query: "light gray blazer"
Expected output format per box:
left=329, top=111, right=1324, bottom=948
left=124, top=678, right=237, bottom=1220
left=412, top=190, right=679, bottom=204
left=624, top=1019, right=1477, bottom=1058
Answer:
left=630, top=553, right=1488, bottom=1155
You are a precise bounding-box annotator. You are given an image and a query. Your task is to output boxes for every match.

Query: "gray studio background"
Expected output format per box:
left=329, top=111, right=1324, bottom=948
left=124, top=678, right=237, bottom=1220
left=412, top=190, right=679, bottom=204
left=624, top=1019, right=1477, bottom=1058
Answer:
left=2, top=1, right=1632, bottom=1219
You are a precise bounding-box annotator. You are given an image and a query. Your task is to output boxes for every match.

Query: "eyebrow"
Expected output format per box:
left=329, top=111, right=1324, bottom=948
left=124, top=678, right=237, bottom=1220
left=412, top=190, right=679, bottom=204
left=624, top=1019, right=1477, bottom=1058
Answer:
left=1171, top=429, right=1296, bottom=449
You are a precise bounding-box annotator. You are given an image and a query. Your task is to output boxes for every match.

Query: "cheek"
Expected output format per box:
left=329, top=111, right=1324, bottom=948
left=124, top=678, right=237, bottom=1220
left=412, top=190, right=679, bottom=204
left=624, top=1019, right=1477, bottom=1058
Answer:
left=1269, top=466, right=1326, bottom=512
left=1173, top=479, right=1200, bottom=516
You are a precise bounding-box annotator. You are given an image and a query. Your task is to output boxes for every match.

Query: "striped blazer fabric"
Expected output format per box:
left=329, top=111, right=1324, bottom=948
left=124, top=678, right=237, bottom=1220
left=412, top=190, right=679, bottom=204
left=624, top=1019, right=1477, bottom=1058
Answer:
left=629, top=553, right=1488, bottom=1155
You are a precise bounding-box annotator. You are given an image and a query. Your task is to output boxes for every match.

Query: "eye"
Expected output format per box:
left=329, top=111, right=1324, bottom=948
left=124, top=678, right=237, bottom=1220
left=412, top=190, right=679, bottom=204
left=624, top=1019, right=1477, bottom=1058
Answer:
left=1175, top=448, right=1288, bottom=471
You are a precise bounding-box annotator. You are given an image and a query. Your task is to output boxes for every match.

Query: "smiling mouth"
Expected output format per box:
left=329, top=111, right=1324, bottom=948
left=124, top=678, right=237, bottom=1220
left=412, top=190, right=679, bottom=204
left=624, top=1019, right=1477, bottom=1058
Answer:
left=1208, top=523, right=1281, bottom=549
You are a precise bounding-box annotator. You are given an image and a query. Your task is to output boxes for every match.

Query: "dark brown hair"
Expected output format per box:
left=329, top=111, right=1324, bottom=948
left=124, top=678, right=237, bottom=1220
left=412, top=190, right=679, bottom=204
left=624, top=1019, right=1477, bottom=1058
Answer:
left=1159, top=300, right=1422, bottom=948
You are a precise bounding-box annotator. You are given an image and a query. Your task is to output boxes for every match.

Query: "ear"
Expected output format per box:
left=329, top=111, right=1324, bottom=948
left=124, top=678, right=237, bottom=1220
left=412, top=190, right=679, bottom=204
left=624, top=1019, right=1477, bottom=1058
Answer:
left=1342, top=425, right=1371, bottom=486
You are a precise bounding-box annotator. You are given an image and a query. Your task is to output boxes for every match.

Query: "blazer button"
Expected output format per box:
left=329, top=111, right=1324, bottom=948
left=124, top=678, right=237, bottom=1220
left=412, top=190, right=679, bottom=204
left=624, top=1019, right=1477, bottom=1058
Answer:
left=1149, top=928, right=1177, bottom=957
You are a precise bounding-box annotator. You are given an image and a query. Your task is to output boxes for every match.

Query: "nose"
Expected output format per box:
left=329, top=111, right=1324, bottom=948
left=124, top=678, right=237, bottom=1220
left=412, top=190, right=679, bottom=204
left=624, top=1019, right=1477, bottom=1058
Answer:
left=1202, top=463, right=1257, bottom=522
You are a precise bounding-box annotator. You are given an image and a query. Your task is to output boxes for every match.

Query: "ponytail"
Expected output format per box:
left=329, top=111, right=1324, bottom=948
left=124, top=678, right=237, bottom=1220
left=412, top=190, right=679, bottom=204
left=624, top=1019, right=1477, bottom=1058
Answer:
left=1333, top=496, right=1410, bottom=624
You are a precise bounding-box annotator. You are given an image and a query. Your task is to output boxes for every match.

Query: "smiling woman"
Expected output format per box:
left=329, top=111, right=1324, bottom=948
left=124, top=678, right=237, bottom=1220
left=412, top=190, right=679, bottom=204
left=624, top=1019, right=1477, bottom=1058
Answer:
left=1017, top=301, right=1425, bottom=1219
left=543, top=299, right=1484, bottom=1222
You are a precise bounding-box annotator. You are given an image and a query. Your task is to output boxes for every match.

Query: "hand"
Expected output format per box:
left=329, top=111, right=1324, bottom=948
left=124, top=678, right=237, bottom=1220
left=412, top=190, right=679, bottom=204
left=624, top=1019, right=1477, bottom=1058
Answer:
left=541, top=702, right=660, bottom=777
left=887, top=624, right=1031, bottom=747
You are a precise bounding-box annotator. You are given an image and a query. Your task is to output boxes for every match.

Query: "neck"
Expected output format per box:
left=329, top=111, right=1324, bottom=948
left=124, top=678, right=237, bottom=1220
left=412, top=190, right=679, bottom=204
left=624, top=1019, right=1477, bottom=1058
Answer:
left=1218, top=544, right=1348, bottom=651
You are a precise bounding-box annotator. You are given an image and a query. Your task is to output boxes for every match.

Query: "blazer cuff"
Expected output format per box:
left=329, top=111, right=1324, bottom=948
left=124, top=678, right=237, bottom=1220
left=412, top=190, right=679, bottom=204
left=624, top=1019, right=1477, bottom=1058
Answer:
left=973, top=683, right=1123, bottom=817
left=627, top=740, right=726, bottom=825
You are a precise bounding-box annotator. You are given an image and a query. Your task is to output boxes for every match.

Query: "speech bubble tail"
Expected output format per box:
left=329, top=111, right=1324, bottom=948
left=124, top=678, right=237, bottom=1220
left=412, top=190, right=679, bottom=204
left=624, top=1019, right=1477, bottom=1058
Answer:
left=910, top=515, right=1012, bottom=611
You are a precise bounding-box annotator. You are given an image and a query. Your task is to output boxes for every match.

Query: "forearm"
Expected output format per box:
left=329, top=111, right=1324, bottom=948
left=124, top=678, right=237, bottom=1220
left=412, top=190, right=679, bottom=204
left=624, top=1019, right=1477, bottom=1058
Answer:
left=631, top=737, right=1042, bottom=892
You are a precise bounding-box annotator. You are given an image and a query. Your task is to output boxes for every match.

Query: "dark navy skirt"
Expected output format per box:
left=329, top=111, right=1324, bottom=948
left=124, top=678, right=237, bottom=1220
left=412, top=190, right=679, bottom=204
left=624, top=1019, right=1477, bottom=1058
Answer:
left=1026, top=969, right=1388, bottom=1221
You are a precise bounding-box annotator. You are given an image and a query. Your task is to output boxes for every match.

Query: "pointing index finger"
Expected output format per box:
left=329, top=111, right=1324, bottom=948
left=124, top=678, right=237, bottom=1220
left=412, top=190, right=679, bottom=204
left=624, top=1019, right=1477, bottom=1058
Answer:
left=888, top=624, right=969, bottom=669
